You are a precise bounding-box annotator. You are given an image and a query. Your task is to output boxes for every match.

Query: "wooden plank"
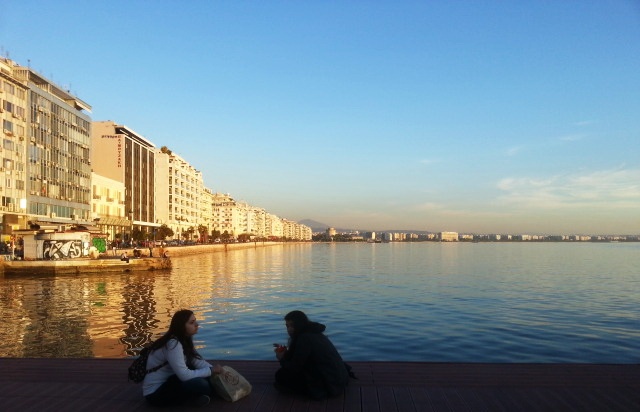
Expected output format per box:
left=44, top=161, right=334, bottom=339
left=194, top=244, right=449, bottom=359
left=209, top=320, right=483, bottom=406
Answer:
left=361, top=385, right=381, bottom=412
left=452, top=388, right=490, bottom=412
left=408, top=387, right=436, bottom=412
left=376, top=386, right=398, bottom=412
left=392, top=387, right=417, bottom=412
left=425, top=387, right=451, bottom=412
left=341, top=384, right=361, bottom=412
left=0, top=359, right=638, bottom=412
left=469, top=388, right=510, bottom=412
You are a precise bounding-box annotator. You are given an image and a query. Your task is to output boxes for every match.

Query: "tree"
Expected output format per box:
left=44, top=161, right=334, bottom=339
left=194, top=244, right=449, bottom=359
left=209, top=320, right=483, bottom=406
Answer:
left=197, top=225, right=208, bottom=242
left=182, top=226, right=196, bottom=240
left=237, top=233, right=252, bottom=243
left=132, top=228, right=145, bottom=242
left=157, top=224, right=174, bottom=240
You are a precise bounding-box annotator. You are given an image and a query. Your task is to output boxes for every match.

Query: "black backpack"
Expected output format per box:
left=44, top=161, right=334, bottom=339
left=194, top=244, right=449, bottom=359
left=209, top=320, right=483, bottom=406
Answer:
left=128, top=346, right=168, bottom=383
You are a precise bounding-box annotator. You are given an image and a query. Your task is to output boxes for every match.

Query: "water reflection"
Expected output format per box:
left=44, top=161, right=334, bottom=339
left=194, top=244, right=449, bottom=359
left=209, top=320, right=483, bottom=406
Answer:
left=0, top=243, right=639, bottom=363
left=119, top=273, right=161, bottom=356
left=0, top=244, right=296, bottom=358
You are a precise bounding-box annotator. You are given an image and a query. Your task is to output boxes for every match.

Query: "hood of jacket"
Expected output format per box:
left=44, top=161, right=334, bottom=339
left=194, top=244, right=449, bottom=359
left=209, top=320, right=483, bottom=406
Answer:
left=303, top=321, right=326, bottom=334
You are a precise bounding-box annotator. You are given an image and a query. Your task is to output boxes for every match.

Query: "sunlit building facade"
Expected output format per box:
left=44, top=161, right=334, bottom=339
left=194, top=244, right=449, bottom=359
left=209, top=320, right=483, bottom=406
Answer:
left=438, top=231, right=459, bottom=242
left=92, top=121, right=155, bottom=240
left=0, top=58, right=29, bottom=242
left=167, top=151, right=203, bottom=241
left=0, top=59, right=93, bottom=236
left=90, top=172, right=127, bottom=241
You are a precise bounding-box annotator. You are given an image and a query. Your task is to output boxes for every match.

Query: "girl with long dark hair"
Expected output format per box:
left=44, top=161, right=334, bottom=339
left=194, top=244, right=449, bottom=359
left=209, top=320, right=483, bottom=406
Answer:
left=143, top=309, right=222, bottom=407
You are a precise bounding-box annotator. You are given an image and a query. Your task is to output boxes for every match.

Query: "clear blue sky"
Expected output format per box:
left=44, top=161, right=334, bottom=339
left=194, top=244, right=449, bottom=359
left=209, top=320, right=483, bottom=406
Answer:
left=2, top=1, right=639, bottom=234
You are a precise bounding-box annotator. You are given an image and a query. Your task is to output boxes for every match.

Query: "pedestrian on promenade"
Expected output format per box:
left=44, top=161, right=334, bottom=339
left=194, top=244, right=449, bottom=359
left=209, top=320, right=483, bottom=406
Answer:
left=143, top=309, right=223, bottom=407
left=120, top=251, right=129, bottom=263
left=273, top=310, right=352, bottom=400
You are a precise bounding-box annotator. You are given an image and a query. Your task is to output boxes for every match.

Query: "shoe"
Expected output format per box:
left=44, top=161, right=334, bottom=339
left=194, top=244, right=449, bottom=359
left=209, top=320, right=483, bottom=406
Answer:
left=192, top=395, right=210, bottom=407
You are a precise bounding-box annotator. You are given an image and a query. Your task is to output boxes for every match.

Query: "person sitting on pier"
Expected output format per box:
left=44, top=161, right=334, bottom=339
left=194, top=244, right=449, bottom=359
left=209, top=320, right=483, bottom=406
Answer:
left=143, top=309, right=223, bottom=407
left=273, top=310, right=352, bottom=400
left=120, top=251, right=129, bottom=263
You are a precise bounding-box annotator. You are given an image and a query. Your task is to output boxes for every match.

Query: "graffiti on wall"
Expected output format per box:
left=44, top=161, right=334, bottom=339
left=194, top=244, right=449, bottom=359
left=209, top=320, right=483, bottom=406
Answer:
left=43, top=240, right=84, bottom=259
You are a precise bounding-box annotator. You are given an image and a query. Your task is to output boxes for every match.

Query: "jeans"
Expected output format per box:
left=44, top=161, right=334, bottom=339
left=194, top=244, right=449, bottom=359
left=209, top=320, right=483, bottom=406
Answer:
left=145, top=375, right=212, bottom=407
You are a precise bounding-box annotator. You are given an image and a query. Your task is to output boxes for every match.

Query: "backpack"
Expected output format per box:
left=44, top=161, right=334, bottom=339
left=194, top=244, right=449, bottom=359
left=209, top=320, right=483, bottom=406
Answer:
left=128, top=346, right=168, bottom=383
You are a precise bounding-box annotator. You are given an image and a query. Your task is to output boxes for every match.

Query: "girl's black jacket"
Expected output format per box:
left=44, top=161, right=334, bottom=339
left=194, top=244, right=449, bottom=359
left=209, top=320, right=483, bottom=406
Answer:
left=279, top=321, right=350, bottom=396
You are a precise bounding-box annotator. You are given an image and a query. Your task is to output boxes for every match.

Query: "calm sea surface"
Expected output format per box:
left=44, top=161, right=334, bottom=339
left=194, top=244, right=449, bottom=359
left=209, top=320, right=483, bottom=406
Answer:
left=0, top=242, right=638, bottom=363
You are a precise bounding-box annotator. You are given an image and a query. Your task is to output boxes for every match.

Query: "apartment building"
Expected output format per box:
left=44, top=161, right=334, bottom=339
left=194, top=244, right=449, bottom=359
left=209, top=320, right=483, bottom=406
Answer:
left=0, top=58, right=29, bottom=242
left=199, top=188, right=214, bottom=242
left=90, top=172, right=127, bottom=241
left=1, top=59, right=93, bottom=237
left=166, top=151, right=203, bottom=241
left=266, top=213, right=284, bottom=239
left=211, top=192, right=241, bottom=237
left=92, top=121, right=156, bottom=241
left=248, top=206, right=267, bottom=238
left=438, top=231, right=459, bottom=241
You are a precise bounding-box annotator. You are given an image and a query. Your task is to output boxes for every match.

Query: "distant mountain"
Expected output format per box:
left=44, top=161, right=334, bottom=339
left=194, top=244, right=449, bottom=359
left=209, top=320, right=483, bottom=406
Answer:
left=298, top=219, right=330, bottom=232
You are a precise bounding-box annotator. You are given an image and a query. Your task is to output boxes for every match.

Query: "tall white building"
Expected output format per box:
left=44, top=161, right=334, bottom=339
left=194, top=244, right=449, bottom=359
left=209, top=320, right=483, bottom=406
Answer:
left=166, top=150, right=204, bottom=241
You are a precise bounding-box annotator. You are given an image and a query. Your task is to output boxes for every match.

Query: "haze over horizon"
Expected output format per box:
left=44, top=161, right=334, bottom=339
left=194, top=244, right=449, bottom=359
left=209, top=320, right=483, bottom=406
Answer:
left=2, top=1, right=639, bottom=234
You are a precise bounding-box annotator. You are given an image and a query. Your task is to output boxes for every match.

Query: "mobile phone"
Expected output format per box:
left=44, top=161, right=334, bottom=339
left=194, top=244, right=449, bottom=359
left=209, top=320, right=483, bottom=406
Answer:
left=273, top=343, right=280, bottom=347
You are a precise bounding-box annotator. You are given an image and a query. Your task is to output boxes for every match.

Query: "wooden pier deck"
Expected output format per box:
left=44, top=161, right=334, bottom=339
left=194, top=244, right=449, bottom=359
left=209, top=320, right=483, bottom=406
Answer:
left=0, top=358, right=637, bottom=411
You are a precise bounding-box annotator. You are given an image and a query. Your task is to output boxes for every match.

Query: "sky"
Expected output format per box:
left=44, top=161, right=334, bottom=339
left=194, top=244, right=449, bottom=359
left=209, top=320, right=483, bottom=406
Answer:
left=1, top=1, right=639, bottom=234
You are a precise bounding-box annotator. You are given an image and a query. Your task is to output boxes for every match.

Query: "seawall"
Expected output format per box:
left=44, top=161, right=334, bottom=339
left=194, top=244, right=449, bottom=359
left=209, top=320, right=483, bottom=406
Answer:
left=0, top=241, right=287, bottom=276
left=157, top=241, right=285, bottom=258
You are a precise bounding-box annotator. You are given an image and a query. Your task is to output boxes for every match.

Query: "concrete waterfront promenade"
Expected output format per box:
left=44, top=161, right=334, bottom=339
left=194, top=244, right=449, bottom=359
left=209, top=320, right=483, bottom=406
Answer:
left=0, top=358, right=638, bottom=411
left=155, top=241, right=286, bottom=257
left=0, top=241, right=285, bottom=276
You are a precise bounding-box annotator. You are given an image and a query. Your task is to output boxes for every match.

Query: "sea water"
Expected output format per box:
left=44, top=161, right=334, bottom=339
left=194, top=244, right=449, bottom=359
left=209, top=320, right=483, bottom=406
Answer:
left=0, top=242, right=637, bottom=363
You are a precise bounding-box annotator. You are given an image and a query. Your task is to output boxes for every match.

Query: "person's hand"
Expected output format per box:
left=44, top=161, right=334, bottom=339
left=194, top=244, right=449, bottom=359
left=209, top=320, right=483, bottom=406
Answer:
left=212, top=364, right=223, bottom=374
left=274, top=345, right=287, bottom=360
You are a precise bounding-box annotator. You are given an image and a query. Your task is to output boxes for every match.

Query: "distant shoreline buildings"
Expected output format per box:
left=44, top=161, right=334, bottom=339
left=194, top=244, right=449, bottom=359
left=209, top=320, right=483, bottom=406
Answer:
left=318, top=229, right=639, bottom=243
left=0, top=57, right=311, bottom=244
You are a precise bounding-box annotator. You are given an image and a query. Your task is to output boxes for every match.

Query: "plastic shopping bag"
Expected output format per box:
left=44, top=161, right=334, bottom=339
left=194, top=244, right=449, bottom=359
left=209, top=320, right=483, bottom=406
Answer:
left=211, top=366, right=252, bottom=402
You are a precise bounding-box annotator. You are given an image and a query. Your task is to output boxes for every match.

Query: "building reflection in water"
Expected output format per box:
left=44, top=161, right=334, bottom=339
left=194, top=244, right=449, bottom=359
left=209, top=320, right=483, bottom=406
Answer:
left=119, top=273, right=160, bottom=356
left=0, top=276, right=93, bottom=357
left=0, top=244, right=293, bottom=358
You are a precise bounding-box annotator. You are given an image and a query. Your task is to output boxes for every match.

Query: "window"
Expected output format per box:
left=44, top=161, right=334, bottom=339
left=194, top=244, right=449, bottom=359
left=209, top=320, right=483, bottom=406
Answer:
left=2, top=120, right=13, bottom=133
left=3, top=82, right=15, bottom=95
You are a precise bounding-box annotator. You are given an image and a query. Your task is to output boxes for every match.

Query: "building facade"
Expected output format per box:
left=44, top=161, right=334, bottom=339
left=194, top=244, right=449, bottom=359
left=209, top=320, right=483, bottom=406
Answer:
left=92, top=121, right=156, bottom=241
left=0, top=58, right=93, bottom=241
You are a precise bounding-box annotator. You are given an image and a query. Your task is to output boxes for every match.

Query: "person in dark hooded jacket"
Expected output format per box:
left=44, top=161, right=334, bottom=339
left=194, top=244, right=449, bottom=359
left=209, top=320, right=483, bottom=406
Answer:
left=274, top=310, right=351, bottom=399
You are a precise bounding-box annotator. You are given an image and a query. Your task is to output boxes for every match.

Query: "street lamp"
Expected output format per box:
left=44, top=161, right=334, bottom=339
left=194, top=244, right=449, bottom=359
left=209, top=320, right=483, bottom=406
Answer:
left=128, top=210, right=133, bottom=246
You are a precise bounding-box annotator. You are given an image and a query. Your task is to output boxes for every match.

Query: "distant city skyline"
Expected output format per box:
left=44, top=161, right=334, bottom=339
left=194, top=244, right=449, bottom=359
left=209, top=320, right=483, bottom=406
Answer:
left=2, top=1, right=639, bottom=234
left=300, top=219, right=637, bottom=238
